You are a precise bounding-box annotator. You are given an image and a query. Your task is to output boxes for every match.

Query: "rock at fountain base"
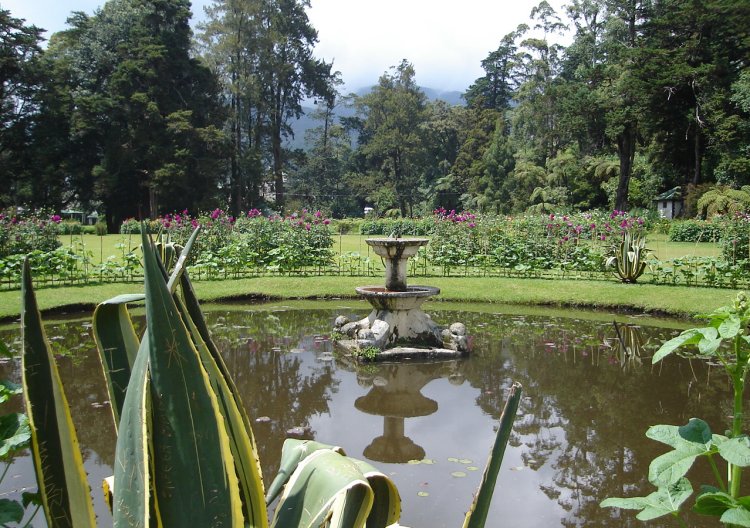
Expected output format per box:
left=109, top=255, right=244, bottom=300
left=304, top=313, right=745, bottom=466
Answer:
left=334, top=340, right=466, bottom=361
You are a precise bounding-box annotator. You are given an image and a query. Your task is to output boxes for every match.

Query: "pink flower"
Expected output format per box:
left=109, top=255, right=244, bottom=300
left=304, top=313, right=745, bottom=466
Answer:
left=50, top=215, right=62, bottom=223
left=211, top=208, right=221, bottom=220
left=323, top=219, right=330, bottom=225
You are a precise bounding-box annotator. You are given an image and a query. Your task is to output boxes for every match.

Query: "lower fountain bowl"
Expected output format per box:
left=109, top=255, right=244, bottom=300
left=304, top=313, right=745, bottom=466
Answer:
left=355, top=285, right=440, bottom=311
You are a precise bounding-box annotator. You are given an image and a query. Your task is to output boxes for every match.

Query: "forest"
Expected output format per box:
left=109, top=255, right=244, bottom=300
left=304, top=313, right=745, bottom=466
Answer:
left=0, top=0, right=749, bottom=229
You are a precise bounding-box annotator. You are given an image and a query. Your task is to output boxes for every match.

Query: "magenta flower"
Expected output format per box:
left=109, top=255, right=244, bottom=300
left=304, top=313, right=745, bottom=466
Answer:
left=323, top=219, right=330, bottom=225
left=50, top=215, right=62, bottom=223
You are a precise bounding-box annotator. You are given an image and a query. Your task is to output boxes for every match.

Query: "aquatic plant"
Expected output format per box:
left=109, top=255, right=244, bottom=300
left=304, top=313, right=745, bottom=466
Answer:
left=602, top=292, right=750, bottom=526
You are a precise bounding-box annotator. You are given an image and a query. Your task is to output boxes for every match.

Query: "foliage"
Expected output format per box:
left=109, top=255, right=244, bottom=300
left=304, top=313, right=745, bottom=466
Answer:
left=602, top=292, right=750, bottom=526
left=0, top=210, right=61, bottom=258
left=0, top=338, right=38, bottom=527
left=668, top=220, right=725, bottom=243
left=697, top=186, right=750, bottom=218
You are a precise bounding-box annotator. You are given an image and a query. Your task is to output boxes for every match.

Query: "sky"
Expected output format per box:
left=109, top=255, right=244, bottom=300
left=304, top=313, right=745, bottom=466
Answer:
left=2, top=0, right=568, bottom=92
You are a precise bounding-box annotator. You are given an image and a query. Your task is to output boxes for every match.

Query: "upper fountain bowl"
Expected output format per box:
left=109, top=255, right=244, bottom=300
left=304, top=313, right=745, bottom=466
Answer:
left=366, top=238, right=429, bottom=259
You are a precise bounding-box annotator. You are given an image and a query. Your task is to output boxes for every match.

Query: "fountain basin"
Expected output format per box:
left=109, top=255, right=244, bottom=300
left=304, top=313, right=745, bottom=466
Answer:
left=355, top=285, right=439, bottom=311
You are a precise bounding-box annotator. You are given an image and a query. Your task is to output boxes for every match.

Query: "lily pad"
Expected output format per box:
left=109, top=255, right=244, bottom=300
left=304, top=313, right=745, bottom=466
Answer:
left=451, top=471, right=467, bottom=478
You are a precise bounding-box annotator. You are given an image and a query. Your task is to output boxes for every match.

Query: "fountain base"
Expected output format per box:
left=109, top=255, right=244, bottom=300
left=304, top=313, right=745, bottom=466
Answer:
left=334, top=285, right=469, bottom=360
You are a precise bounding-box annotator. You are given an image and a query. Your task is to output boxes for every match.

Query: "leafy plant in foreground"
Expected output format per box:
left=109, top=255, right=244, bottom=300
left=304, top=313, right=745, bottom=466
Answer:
left=601, top=292, right=750, bottom=526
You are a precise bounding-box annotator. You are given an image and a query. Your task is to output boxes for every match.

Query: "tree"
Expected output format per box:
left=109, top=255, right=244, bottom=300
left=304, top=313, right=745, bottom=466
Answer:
left=53, top=0, right=227, bottom=228
left=0, top=9, right=45, bottom=206
left=357, top=60, right=428, bottom=217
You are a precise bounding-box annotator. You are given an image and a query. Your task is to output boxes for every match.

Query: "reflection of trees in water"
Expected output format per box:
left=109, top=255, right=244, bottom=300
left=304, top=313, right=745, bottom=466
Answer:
left=445, top=311, right=725, bottom=527
left=206, top=309, right=339, bottom=479
left=1, top=320, right=118, bottom=468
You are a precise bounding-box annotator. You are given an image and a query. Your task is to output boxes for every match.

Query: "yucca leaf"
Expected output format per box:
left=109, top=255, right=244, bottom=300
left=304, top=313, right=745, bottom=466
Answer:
left=21, top=258, right=96, bottom=528
left=271, top=449, right=373, bottom=528
left=165, top=227, right=199, bottom=292
left=175, top=272, right=268, bottom=528
left=138, top=231, right=243, bottom=526
left=93, top=293, right=144, bottom=430
left=266, top=439, right=346, bottom=505
left=463, top=382, right=523, bottom=528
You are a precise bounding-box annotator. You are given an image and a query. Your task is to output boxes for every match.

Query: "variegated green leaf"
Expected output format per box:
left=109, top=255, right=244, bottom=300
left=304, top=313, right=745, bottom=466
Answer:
left=21, top=258, right=96, bottom=528
left=139, top=231, right=243, bottom=526
left=266, top=439, right=346, bottom=505
left=93, top=294, right=144, bottom=430
left=271, top=449, right=373, bottom=528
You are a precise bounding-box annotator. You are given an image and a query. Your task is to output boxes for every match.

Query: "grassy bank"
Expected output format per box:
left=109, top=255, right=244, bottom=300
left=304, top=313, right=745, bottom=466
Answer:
left=0, top=274, right=739, bottom=322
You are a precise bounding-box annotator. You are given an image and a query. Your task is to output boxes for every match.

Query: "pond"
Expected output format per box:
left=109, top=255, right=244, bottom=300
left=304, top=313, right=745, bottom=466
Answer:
left=0, top=300, right=734, bottom=527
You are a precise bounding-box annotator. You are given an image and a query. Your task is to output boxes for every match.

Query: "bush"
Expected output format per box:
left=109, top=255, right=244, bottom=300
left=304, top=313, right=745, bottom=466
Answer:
left=94, top=222, right=108, bottom=236
left=668, top=220, right=724, bottom=242
left=359, top=217, right=434, bottom=236
left=0, top=209, right=62, bottom=258
left=59, top=220, right=84, bottom=235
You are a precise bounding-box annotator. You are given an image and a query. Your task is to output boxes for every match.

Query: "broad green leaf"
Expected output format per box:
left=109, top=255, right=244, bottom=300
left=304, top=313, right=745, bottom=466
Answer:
left=271, top=449, right=373, bottom=528
left=0, top=498, right=24, bottom=524
left=93, top=294, right=144, bottom=431
left=693, top=490, right=733, bottom=516
left=652, top=329, right=702, bottom=363
left=21, top=258, right=97, bottom=528
left=138, top=231, right=243, bottom=526
left=601, top=478, right=692, bottom=521
left=722, top=506, right=750, bottom=527
left=267, top=439, right=346, bottom=505
left=698, top=336, right=722, bottom=356
left=647, top=419, right=712, bottom=448
left=0, top=380, right=22, bottom=404
left=718, top=435, right=750, bottom=467
left=719, top=314, right=742, bottom=339
left=463, top=382, right=523, bottom=528
left=0, top=412, right=30, bottom=458
left=649, top=444, right=709, bottom=486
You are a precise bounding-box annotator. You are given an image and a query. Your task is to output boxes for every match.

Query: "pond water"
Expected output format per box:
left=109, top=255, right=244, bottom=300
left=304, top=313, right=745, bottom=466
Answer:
left=0, top=300, right=736, bottom=527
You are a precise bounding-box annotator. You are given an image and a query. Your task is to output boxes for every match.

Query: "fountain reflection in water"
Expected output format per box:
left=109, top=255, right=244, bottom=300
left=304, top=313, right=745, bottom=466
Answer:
left=334, top=238, right=469, bottom=359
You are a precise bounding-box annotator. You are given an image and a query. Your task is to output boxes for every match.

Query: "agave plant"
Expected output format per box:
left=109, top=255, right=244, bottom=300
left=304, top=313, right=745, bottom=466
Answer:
left=19, top=227, right=522, bottom=528
left=606, top=231, right=650, bottom=283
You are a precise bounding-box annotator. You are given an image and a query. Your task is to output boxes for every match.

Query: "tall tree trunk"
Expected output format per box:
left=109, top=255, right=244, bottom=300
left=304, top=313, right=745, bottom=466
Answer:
left=692, top=125, right=701, bottom=185
left=615, top=123, right=636, bottom=211
left=230, top=89, right=241, bottom=215
left=272, top=128, right=284, bottom=210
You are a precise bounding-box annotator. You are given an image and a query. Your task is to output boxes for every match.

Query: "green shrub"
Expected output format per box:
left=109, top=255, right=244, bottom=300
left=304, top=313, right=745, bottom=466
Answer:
left=59, top=220, right=83, bottom=235
left=668, top=219, right=724, bottom=242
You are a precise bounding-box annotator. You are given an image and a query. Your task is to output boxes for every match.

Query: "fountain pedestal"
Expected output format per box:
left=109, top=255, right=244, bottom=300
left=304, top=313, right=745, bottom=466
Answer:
left=334, top=238, right=469, bottom=360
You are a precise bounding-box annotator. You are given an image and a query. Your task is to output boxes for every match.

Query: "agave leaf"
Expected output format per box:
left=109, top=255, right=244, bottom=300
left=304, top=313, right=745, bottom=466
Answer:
left=463, top=382, right=523, bottom=528
left=137, top=231, right=243, bottom=526
left=93, top=294, right=144, bottom=430
left=350, top=458, right=401, bottom=528
left=175, top=273, right=268, bottom=528
left=266, top=439, right=346, bottom=505
left=271, top=449, right=373, bottom=528
left=21, top=258, right=96, bottom=528
left=112, top=331, right=151, bottom=528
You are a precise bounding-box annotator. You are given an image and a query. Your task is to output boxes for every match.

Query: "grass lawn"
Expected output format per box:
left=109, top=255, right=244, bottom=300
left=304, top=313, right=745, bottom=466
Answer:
left=0, top=230, right=730, bottom=322
left=0, top=273, right=740, bottom=322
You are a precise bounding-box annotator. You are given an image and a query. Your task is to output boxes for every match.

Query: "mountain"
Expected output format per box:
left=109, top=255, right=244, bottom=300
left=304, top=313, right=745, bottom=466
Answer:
left=285, top=85, right=465, bottom=150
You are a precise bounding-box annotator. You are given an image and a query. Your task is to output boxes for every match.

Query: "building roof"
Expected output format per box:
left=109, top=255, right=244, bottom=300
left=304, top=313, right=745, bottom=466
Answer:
left=654, top=186, right=682, bottom=201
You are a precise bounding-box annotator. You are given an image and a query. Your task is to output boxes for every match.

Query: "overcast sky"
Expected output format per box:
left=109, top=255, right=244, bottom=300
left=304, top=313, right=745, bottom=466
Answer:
left=3, top=0, right=568, bottom=92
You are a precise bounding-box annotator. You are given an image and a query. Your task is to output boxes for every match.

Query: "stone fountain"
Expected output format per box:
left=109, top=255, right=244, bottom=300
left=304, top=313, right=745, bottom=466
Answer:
left=334, top=237, right=469, bottom=359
